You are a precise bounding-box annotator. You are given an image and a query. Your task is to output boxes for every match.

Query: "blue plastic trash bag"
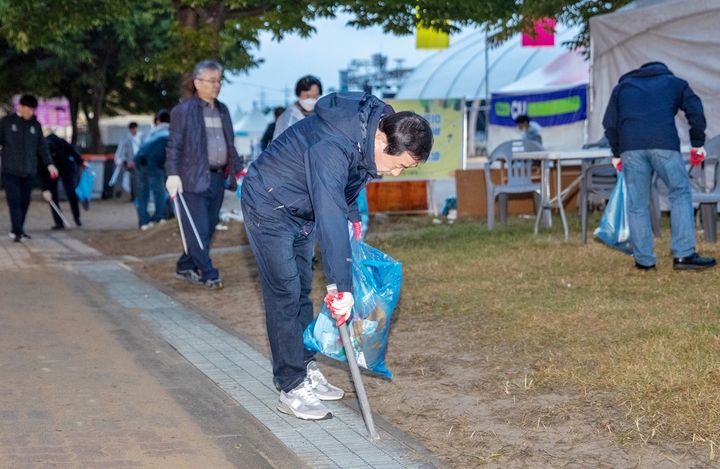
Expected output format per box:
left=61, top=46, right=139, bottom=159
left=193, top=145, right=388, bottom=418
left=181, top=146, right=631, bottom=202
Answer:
left=441, top=196, right=457, bottom=216
left=303, top=236, right=402, bottom=378
left=594, top=171, right=632, bottom=255
left=76, top=166, right=95, bottom=211
left=356, top=188, right=369, bottom=240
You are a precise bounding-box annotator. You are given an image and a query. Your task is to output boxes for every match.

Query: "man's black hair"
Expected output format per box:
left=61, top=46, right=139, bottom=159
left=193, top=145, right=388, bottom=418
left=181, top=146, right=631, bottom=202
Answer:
left=19, top=94, right=38, bottom=108
left=514, top=115, right=530, bottom=125
left=295, top=75, right=322, bottom=97
left=128, top=122, right=139, bottom=129
left=156, top=109, right=170, bottom=123
left=273, top=106, right=285, bottom=119
left=378, top=111, right=433, bottom=163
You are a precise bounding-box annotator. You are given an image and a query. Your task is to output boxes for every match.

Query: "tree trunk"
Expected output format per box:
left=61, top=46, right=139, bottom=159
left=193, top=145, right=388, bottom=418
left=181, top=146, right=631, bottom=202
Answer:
left=68, top=95, right=80, bottom=146
left=86, top=84, right=106, bottom=154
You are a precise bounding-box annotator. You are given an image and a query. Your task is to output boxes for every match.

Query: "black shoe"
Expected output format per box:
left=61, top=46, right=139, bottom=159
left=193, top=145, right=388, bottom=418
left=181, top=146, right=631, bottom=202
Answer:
left=51, top=225, right=65, bottom=230
left=75, top=218, right=82, bottom=227
left=13, top=237, right=21, bottom=243
left=635, top=262, right=656, bottom=271
left=673, top=253, right=716, bottom=270
left=20, top=232, right=31, bottom=240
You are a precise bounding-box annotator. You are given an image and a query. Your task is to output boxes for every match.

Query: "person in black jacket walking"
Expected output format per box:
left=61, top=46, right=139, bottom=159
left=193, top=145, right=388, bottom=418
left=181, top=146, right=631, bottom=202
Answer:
left=242, top=92, right=433, bottom=420
left=0, top=94, right=58, bottom=241
left=40, top=133, right=84, bottom=229
left=165, top=61, right=244, bottom=290
left=603, top=62, right=715, bottom=271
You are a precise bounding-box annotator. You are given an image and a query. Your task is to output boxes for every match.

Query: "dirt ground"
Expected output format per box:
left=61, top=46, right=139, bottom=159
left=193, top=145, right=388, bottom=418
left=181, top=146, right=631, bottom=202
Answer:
left=64, top=219, right=718, bottom=469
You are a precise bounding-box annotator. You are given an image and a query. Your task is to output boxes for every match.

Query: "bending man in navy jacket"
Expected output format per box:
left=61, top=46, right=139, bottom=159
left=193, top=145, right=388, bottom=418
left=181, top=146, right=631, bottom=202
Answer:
left=603, top=62, right=715, bottom=271
left=165, top=60, right=244, bottom=290
left=242, top=92, right=433, bottom=420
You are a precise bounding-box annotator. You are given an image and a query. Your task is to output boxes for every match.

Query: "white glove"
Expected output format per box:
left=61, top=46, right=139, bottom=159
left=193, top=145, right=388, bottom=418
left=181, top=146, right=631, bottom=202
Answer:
left=165, top=175, right=183, bottom=198
left=42, top=190, right=53, bottom=202
left=47, top=164, right=59, bottom=179
left=324, top=291, right=354, bottom=326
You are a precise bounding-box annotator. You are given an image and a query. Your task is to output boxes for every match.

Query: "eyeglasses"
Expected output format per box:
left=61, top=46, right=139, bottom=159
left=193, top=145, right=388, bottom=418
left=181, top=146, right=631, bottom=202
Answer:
left=196, top=79, right=222, bottom=85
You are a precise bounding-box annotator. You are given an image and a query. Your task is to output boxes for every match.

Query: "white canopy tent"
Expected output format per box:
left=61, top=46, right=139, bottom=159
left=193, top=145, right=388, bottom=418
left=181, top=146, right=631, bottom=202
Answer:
left=588, top=0, right=720, bottom=144
left=489, top=49, right=589, bottom=152
left=233, top=104, right=271, bottom=159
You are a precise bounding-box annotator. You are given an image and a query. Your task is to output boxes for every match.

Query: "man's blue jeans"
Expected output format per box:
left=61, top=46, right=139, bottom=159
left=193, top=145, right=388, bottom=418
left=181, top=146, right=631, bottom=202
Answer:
left=621, top=149, right=695, bottom=266
left=176, top=172, right=225, bottom=281
left=241, top=189, right=316, bottom=393
left=134, top=166, right=167, bottom=226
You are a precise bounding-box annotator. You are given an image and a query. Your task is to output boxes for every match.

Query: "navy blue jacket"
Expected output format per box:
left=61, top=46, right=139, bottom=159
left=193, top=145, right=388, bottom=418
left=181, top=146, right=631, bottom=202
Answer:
left=603, top=62, right=706, bottom=157
left=166, top=95, right=243, bottom=192
left=0, top=113, right=52, bottom=177
left=243, top=92, right=390, bottom=292
left=136, top=125, right=169, bottom=169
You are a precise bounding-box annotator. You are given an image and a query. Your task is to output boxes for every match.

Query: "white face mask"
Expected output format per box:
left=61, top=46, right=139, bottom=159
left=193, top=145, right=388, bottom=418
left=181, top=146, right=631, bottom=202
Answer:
left=298, top=98, right=317, bottom=112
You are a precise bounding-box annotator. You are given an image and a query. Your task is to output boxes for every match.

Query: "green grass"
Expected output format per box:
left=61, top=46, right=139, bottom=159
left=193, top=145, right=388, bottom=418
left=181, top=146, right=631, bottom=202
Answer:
left=368, top=213, right=720, bottom=444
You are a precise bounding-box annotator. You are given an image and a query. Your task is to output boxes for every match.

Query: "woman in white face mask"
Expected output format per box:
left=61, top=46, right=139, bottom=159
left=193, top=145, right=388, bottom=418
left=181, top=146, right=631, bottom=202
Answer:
left=272, top=75, right=323, bottom=141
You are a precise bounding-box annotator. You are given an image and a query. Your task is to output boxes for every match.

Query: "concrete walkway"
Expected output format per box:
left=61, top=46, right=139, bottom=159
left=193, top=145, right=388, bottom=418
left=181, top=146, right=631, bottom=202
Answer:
left=0, top=226, right=444, bottom=468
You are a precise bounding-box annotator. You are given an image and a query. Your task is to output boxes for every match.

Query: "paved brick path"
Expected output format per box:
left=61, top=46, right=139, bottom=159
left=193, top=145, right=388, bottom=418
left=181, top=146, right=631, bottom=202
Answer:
left=0, top=228, right=444, bottom=469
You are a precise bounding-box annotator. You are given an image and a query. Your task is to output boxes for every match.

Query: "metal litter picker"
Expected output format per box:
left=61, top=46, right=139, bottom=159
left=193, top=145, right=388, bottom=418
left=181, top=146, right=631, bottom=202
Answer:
left=327, top=283, right=379, bottom=440
left=48, top=200, right=71, bottom=228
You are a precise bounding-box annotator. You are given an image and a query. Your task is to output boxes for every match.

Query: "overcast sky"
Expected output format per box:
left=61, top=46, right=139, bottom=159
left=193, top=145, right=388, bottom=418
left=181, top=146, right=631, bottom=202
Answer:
left=218, top=13, right=477, bottom=118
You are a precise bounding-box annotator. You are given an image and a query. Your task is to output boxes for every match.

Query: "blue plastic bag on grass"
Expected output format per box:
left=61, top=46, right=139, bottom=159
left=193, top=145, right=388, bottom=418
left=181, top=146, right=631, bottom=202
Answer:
left=303, top=236, right=402, bottom=378
left=75, top=166, right=95, bottom=211
left=594, top=171, right=632, bottom=255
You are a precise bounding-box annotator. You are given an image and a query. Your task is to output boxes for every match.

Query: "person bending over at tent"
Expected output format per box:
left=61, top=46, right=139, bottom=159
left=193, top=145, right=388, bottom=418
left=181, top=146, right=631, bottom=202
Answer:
left=242, top=92, right=433, bottom=421
left=515, top=114, right=543, bottom=145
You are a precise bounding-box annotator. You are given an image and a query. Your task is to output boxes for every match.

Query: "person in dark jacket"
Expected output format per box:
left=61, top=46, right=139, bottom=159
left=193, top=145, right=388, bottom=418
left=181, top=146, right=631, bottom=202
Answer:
left=135, top=110, right=170, bottom=230
left=260, top=106, right=285, bottom=151
left=241, top=92, right=433, bottom=420
left=165, top=60, right=244, bottom=290
left=40, top=133, right=84, bottom=229
left=0, top=94, right=58, bottom=241
left=603, top=62, right=715, bottom=271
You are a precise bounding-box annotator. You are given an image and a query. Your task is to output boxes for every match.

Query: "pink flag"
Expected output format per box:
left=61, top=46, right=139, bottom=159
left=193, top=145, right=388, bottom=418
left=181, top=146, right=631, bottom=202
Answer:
left=522, top=18, right=556, bottom=47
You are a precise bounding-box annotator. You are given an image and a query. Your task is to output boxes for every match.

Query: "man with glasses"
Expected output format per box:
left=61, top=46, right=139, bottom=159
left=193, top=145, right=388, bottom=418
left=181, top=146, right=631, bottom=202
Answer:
left=165, top=60, right=244, bottom=290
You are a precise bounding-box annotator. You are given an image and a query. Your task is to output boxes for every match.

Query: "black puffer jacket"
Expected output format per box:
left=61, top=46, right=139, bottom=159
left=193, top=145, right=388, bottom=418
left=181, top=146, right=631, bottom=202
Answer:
left=165, top=95, right=244, bottom=192
left=243, top=92, right=391, bottom=292
left=0, top=113, right=52, bottom=176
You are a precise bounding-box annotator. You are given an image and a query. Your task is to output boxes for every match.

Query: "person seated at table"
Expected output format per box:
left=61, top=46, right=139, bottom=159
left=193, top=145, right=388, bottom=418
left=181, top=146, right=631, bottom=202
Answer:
left=515, top=115, right=543, bottom=145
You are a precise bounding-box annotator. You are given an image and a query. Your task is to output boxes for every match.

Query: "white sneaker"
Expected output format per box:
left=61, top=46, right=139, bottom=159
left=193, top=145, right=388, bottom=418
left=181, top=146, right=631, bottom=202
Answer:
left=306, top=361, right=344, bottom=400
left=277, top=378, right=332, bottom=420
left=140, top=222, right=155, bottom=231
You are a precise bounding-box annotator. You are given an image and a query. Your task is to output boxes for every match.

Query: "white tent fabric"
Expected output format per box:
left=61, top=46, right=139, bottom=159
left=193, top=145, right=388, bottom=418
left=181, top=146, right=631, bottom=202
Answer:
left=588, top=0, right=720, bottom=144
left=233, top=105, right=271, bottom=158
left=489, top=49, right=589, bottom=152
left=395, top=26, right=580, bottom=100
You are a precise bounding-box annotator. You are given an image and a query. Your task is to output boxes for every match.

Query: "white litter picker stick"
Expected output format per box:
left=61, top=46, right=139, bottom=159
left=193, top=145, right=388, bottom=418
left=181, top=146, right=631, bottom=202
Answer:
left=327, top=284, right=379, bottom=440
left=48, top=200, right=71, bottom=228
left=172, top=196, right=188, bottom=255
left=177, top=192, right=204, bottom=250
left=108, top=164, right=122, bottom=187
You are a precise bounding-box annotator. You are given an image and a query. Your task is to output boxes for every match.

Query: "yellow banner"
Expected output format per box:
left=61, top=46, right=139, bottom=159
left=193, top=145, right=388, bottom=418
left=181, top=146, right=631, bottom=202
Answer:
left=384, top=98, right=463, bottom=179
left=415, top=25, right=449, bottom=49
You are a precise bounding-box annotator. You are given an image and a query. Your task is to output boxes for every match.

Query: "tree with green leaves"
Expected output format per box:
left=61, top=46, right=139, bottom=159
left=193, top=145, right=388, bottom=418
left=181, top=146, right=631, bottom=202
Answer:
left=0, top=0, right=634, bottom=149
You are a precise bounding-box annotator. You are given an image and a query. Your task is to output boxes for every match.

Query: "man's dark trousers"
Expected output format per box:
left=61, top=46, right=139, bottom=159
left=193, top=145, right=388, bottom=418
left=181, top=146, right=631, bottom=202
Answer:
left=2, top=173, right=33, bottom=237
left=176, top=172, right=225, bottom=281
left=241, top=187, right=316, bottom=393
left=48, top=165, right=80, bottom=227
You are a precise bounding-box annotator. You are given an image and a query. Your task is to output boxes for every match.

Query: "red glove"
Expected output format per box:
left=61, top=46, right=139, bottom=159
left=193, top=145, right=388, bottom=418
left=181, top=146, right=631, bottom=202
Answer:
left=612, top=157, right=622, bottom=172
left=324, top=291, right=354, bottom=326
left=352, top=222, right=362, bottom=241
left=690, top=147, right=706, bottom=167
